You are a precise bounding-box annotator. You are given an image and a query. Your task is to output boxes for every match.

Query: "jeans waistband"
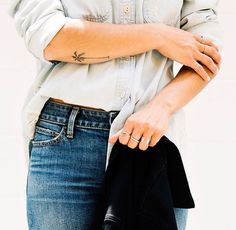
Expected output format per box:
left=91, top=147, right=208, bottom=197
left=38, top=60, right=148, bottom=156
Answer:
left=38, top=99, right=120, bottom=134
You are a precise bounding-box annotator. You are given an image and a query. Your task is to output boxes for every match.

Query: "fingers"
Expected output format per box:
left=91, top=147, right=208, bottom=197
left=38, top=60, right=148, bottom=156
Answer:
left=198, top=43, right=221, bottom=65
left=118, top=121, right=154, bottom=150
left=126, top=127, right=143, bottom=149
left=118, top=126, right=133, bottom=145
left=148, top=132, right=162, bottom=147
left=139, top=135, right=152, bottom=151
left=130, top=128, right=153, bottom=151
left=192, top=35, right=221, bottom=79
left=191, top=61, right=211, bottom=81
left=203, top=38, right=220, bottom=52
left=194, top=35, right=220, bottom=51
left=108, top=131, right=120, bottom=144
left=197, top=52, right=219, bottom=75
left=117, top=127, right=164, bottom=151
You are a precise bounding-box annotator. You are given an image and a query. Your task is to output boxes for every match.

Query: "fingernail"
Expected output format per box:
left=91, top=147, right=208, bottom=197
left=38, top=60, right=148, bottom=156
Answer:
left=207, top=76, right=211, bottom=81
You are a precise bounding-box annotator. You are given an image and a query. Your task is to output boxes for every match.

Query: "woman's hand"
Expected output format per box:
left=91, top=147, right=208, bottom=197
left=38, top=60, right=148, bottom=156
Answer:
left=108, top=100, right=171, bottom=150
left=155, top=23, right=221, bottom=81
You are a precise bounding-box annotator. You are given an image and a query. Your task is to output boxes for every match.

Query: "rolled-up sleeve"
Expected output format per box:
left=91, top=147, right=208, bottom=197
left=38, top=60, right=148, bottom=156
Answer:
left=8, top=0, right=72, bottom=64
left=181, top=0, right=223, bottom=51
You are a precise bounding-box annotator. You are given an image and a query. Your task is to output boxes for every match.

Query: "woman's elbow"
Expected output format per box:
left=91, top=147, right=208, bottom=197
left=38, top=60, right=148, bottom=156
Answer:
left=43, top=42, right=56, bottom=61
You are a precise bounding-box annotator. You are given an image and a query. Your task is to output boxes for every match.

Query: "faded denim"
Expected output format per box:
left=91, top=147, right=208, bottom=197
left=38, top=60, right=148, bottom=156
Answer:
left=26, top=99, right=188, bottom=230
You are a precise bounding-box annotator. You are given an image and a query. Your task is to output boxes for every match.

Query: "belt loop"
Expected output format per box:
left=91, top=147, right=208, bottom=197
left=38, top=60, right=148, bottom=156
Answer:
left=66, top=106, right=80, bottom=139
left=109, top=111, right=119, bottom=126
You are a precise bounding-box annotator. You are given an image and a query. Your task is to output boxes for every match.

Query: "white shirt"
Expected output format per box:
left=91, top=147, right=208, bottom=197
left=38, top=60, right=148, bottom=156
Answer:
left=9, top=0, right=222, bottom=169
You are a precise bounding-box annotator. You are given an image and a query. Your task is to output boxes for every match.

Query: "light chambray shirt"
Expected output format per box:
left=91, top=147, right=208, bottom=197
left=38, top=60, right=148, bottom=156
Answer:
left=9, top=0, right=222, bottom=169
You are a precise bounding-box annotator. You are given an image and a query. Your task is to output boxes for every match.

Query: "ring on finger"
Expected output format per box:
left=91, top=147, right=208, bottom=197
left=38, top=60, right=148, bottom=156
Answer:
left=130, top=135, right=140, bottom=143
left=140, top=137, right=151, bottom=145
left=121, top=131, right=131, bottom=136
left=200, top=35, right=206, bottom=54
left=200, top=35, right=205, bottom=45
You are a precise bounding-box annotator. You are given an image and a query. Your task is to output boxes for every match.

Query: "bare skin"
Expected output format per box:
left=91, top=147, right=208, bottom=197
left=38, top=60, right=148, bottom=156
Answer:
left=43, top=18, right=222, bottom=150
left=109, top=64, right=220, bottom=150
left=44, top=18, right=221, bottom=81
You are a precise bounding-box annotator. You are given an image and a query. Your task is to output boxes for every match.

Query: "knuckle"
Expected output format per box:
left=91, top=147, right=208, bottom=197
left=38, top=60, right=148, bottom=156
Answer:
left=194, top=63, right=202, bottom=72
left=188, top=57, right=196, bottom=67
left=126, top=116, right=134, bottom=124
left=148, top=127, right=155, bottom=134
left=143, top=121, right=151, bottom=130
left=207, top=39, right=213, bottom=46
left=189, top=45, right=196, bottom=53
left=192, top=47, right=199, bottom=55
left=209, top=47, right=215, bottom=55
left=155, top=126, right=163, bottom=134
left=206, top=57, right=213, bottom=66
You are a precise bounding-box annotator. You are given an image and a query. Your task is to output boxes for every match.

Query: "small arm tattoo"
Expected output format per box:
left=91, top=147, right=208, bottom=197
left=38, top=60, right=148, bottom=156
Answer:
left=72, top=51, right=110, bottom=62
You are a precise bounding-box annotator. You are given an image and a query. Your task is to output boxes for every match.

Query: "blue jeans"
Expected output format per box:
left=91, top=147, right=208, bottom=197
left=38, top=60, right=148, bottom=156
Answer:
left=26, top=99, right=188, bottom=230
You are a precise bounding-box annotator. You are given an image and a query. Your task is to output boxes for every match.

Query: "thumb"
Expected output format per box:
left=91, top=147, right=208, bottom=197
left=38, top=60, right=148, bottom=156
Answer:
left=108, top=129, right=122, bottom=144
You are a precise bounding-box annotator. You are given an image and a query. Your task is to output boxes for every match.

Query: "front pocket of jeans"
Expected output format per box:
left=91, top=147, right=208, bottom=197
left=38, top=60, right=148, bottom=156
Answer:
left=31, top=121, right=66, bottom=147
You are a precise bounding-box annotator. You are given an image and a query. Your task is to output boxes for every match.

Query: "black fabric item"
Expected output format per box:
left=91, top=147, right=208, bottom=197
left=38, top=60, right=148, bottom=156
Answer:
left=92, top=135, right=195, bottom=230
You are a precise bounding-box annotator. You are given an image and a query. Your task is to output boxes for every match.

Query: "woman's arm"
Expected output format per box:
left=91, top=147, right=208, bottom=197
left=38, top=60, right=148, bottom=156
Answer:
left=109, top=0, right=223, bottom=149
left=149, top=64, right=218, bottom=115
left=109, top=55, right=221, bottom=150
left=44, top=19, right=219, bottom=81
left=109, top=65, right=220, bottom=148
left=10, top=0, right=220, bottom=80
left=44, top=19, right=160, bottom=64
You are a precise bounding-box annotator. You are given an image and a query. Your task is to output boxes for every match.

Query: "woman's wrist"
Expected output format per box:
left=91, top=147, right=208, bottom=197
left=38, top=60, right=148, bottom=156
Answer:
left=149, top=22, right=166, bottom=51
left=149, top=95, right=174, bottom=117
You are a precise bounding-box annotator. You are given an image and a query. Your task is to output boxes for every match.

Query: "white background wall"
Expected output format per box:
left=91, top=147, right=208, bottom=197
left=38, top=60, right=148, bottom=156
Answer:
left=0, top=1, right=236, bottom=229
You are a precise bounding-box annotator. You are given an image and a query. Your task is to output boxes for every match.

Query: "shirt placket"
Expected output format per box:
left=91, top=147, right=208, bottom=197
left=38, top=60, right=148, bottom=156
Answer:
left=113, top=0, right=136, bottom=110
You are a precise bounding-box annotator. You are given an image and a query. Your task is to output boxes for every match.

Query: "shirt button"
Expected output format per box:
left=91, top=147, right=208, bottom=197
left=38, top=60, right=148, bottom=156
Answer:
left=123, top=5, right=130, bottom=14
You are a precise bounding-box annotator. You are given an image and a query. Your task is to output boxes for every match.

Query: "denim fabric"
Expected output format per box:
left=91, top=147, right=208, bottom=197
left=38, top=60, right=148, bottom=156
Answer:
left=174, top=208, right=188, bottom=230
left=26, top=99, right=188, bottom=230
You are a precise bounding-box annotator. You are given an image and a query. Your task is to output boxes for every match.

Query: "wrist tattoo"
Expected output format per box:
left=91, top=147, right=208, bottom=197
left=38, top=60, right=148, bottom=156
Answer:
left=72, top=51, right=110, bottom=62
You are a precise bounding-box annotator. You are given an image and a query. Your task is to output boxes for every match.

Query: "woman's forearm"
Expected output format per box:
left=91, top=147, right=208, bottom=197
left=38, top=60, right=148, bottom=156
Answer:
left=44, top=19, right=159, bottom=64
left=150, top=65, right=218, bottom=115
left=44, top=18, right=220, bottom=81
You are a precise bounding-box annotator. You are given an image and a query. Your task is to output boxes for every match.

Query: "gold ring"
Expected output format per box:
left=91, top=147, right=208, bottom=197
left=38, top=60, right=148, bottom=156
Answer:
left=141, top=137, right=151, bottom=145
left=130, top=136, right=140, bottom=143
left=200, top=35, right=204, bottom=44
left=121, top=131, right=131, bottom=136
left=200, top=35, right=206, bottom=54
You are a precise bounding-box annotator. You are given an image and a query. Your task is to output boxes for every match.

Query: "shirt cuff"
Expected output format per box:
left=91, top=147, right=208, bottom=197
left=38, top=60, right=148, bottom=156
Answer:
left=180, top=9, right=223, bottom=52
left=27, top=14, right=73, bottom=65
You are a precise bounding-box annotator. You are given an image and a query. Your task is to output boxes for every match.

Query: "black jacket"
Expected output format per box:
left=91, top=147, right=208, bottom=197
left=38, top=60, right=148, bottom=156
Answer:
left=92, top=135, right=195, bottom=230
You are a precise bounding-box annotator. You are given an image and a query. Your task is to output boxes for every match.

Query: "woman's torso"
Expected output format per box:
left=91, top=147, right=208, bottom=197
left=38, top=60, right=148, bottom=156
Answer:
left=38, top=0, right=183, bottom=112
